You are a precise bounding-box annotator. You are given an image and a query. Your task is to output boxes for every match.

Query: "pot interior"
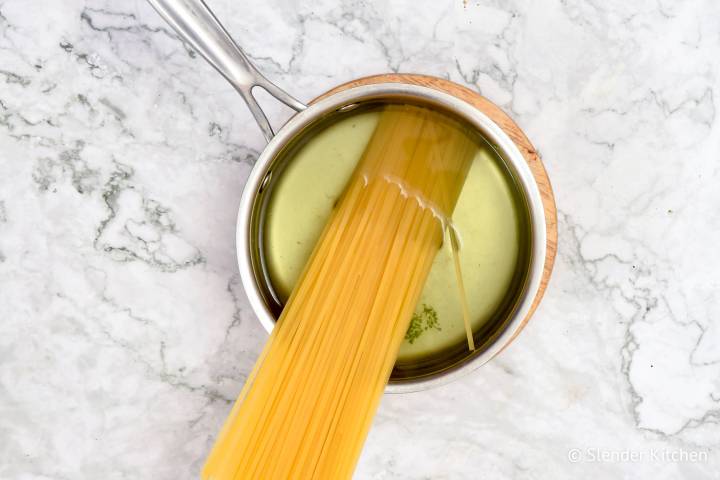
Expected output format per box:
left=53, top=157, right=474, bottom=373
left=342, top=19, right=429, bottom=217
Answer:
left=246, top=97, right=533, bottom=386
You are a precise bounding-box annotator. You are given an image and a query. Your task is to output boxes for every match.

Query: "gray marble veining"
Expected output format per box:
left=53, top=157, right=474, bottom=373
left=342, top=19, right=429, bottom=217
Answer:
left=1, top=0, right=719, bottom=478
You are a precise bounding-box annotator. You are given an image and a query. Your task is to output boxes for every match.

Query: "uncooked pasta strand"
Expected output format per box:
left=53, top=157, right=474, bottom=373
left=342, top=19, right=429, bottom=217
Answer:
left=239, top=109, right=430, bottom=478
left=202, top=105, right=475, bottom=480
left=318, top=118, right=473, bottom=478
left=266, top=138, right=427, bottom=478
left=295, top=119, right=446, bottom=478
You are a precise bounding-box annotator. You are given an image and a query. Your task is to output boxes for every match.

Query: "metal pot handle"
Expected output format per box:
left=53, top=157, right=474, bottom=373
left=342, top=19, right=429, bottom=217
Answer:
left=146, top=0, right=307, bottom=142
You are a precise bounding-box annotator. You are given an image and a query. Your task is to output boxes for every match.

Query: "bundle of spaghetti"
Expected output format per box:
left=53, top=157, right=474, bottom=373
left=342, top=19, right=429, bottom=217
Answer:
left=203, top=105, right=476, bottom=480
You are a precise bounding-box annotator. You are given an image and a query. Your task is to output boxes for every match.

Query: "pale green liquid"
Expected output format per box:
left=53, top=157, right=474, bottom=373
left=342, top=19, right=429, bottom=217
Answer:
left=260, top=105, right=529, bottom=373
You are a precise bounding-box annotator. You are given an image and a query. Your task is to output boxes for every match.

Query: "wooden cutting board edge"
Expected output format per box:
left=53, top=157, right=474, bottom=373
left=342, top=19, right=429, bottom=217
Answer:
left=314, top=73, right=557, bottom=350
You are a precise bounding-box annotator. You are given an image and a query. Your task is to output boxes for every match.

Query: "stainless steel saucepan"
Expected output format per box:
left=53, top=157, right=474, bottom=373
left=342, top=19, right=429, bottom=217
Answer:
left=146, top=0, right=547, bottom=393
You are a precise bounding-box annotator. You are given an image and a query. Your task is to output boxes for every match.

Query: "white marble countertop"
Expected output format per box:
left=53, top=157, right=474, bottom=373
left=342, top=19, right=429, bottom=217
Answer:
left=1, top=0, right=719, bottom=478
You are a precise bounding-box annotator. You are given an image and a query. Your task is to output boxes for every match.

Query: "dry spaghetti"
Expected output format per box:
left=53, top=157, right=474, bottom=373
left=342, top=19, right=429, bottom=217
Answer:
left=203, top=104, right=475, bottom=479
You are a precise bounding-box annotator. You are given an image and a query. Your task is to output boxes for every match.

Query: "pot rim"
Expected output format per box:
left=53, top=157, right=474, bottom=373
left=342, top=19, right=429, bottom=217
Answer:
left=236, top=82, right=546, bottom=393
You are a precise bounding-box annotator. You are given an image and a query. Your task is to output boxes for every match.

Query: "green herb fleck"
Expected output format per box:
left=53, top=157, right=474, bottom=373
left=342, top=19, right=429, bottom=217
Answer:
left=404, top=304, right=441, bottom=344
